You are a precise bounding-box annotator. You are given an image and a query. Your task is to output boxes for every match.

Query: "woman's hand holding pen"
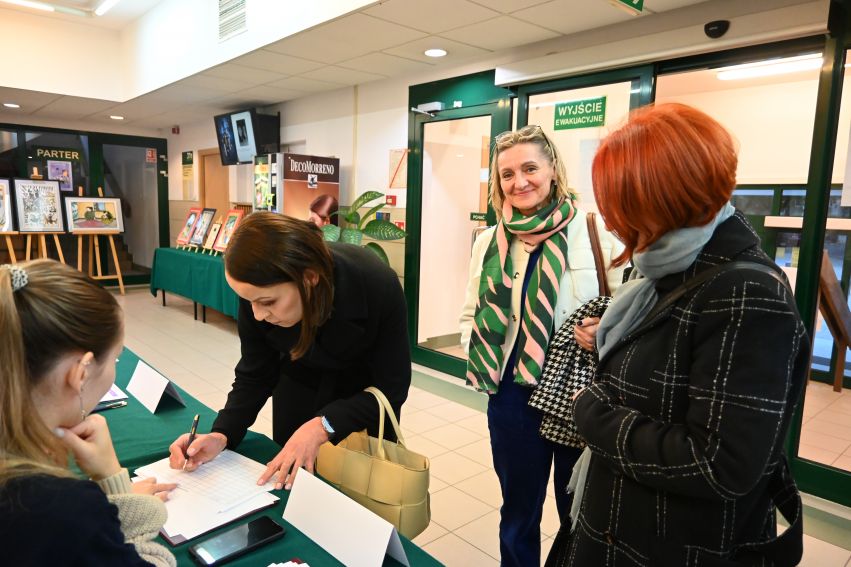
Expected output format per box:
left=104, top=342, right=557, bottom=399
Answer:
left=574, top=317, right=601, bottom=352
left=168, top=432, right=227, bottom=471
left=258, top=417, right=328, bottom=490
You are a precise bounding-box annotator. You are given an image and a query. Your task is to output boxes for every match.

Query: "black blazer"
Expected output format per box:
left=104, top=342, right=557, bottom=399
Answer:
left=212, top=242, right=411, bottom=447
left=551, top=213, right=808, bottom=566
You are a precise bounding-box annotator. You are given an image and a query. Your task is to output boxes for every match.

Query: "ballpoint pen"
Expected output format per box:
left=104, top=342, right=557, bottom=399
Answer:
left=91, top=400, right=128, bottom=413
left=183, top=414, right=200, bottom=471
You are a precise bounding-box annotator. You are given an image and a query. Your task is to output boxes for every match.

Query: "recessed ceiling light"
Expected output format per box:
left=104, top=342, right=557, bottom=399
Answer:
left=424, top=48, right=447, bottom=58
left=109, top=115, right=125, bottom=120
left=3, top=102, right=20, bottom=109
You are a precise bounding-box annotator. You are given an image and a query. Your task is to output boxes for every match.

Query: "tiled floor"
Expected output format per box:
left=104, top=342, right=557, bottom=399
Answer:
left=800, top=381, right=851, bottom=472
left=116, top=288, right=851, bottom=566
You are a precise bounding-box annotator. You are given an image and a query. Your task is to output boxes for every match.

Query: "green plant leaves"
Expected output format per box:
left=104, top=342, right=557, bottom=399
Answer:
left=340, top=227, right=363, bottom=245
left=362, top=219, right=407, bottom=240
left=358, top=203, right=386, bottom=229
left=349, top=190, right=384, bottom=212
left=321, top=224, right=341, bottom=242
left=365, top=242, right=389, bottom=264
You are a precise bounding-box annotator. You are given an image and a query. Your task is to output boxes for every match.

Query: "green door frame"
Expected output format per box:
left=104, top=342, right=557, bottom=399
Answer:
left=514, top=64, right=656, bottom=128
left=1, top=122, right=168, bottom=285
left=405, top=71, right=513, bottom=378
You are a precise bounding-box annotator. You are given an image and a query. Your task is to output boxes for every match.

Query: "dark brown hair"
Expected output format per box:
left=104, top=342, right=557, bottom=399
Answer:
left=224, top=212, right=334, bottom=359
left=310, top=194, right=339, bottom=226
left=593, top=103, right=737, bottom=265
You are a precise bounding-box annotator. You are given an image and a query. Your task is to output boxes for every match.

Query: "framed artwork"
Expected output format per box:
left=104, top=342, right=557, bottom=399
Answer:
left=176, top=207, right=202, bottom=246
left=13, top=179, right=64, bottom=232
left=64, top=197, right=124, bottom=233
left=189, top=208, right=217, bottom=247
left=203, top=222, right=222, bottom=250
left=47, top=160, right=73, bottom=192
left=0, top=179, right=13, bottom=232
left=213, top=209, right=245, bottom=253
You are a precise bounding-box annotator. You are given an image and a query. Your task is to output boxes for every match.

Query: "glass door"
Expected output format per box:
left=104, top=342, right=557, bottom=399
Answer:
left=407, top=103, right=511, bottom=377
left=516, top=66, right=654, bottom=213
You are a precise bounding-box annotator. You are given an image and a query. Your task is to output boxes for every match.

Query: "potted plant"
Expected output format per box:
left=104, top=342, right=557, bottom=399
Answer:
left=321, top=190, right=406, bottom=264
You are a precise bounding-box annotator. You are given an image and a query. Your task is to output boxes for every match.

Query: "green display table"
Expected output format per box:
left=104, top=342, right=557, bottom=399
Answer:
left=150, top=247, right=240, bottom=320
left=110, top=349, right=440, bottom=567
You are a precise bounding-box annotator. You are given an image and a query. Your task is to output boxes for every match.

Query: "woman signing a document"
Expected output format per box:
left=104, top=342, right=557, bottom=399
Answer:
left=168, top=212, right=411, bottom=489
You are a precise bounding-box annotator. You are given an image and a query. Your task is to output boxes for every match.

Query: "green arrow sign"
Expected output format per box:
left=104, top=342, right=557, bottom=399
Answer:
left=615, top=0, right=643, bottom=12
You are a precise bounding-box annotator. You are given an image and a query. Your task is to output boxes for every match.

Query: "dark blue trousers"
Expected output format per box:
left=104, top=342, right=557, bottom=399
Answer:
left=488, top=377, right=582, bottom=567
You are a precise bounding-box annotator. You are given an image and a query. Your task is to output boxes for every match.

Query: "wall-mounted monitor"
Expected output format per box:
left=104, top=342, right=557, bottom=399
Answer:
left=214, top=109, right=280, bottom=166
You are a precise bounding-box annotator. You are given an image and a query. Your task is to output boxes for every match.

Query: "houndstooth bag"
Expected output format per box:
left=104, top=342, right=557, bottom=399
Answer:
left=528, top=213, right=612, bottom=448
left=529, top=297, right=611, bottom=447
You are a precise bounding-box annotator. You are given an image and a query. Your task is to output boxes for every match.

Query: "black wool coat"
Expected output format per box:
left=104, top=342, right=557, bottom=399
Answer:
left=550, top=213, right=808, bottom=567
left=212, top=242, right=411, bottom=447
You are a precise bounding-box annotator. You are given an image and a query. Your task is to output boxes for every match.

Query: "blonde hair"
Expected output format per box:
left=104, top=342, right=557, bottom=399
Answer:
left=489, top=124, right=575, bottom=221
left=0, top=260, right=122, bottom=484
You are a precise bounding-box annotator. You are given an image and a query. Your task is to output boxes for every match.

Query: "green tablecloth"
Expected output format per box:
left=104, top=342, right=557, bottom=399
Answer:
left=149, top=247, right=241, bottom=319
left=110, top=349, right=441, bottom=567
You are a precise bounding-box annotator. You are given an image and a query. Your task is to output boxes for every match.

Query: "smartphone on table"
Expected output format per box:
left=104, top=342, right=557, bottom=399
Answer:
left=188, top=516, right=286, bottom=566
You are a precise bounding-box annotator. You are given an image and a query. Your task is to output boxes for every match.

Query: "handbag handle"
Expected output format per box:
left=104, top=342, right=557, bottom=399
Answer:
left=587, top=212, right=611, bottom=297
left=364, top=387, right=406, bottom=460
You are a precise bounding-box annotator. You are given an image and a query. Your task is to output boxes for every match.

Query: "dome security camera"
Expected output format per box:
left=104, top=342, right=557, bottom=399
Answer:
left=705, top=20, right=730, bottom=39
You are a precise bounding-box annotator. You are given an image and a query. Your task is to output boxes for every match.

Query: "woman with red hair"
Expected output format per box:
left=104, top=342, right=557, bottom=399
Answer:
left=547, top=103, right=808, bottom=566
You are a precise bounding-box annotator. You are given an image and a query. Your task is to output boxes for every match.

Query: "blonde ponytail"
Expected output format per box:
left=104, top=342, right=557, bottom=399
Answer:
left=0, top=260, right=121, bottom=484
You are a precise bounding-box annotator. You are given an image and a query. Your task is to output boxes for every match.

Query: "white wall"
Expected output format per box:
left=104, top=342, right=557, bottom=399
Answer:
left=0, top=7, right=123, bottom=100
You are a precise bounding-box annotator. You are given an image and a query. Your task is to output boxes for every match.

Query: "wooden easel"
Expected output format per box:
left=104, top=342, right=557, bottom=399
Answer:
left=0, top=231, right=18, bottom=263
left=25, top=232, right=65, bottom=263
left=74, top=187, right=125, bottom=295
left=817, top=251, right=851, bottom=392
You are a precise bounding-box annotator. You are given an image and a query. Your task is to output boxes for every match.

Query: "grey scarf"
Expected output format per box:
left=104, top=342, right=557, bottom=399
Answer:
left=568, top=202, right=736, bottom=531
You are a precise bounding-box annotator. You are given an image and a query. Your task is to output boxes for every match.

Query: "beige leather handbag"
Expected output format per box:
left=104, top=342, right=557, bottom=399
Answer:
left=315, top=387, right=431, bottom=539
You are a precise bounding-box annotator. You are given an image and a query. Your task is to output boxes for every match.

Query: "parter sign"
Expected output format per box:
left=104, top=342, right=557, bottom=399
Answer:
left=554, top=96, right=607, bottom=130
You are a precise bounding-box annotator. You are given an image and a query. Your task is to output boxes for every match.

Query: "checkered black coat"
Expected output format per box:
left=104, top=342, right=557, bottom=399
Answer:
left=548, top=213, right=808, bottom=567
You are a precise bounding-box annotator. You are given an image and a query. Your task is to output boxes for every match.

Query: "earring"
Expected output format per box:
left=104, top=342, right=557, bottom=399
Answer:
left=79, top=391, right=86, bottom=422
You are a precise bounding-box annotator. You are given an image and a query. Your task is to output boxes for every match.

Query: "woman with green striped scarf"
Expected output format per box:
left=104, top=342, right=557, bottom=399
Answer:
left=460, top=125, right=624, bottom=567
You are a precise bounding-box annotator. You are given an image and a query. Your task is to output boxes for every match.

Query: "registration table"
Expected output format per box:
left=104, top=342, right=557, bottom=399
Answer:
left=150, top=247, right=240, bottom=320
left=110, top=349, right=441, bottom=567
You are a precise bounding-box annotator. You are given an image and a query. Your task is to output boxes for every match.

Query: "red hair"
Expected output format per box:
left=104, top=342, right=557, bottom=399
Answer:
left=593, top=103, right=737, bottom=265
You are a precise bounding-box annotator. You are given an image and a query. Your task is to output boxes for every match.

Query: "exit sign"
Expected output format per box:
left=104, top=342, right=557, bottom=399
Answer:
left=614, top=0, right=643, bottom=12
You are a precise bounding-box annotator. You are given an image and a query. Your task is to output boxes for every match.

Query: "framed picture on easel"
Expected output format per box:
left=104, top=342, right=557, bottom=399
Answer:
left=176, top=207, right=202, bottom=246
left=64, top=197, right=124, bottom=233
left=189, top=208, right=216, bottom=247
left=213, top=209, right=245, bottom=253
left=0, top=179, right=13, bottom=232
left=13, top=179, right=64, bottom=232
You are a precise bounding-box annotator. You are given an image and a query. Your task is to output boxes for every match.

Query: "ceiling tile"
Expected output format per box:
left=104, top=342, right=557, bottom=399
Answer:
left=441, top=15, right=559, bottom=51
left=645, top=0, right=709, bottom=12
left=264, top=13, right=427, bottom=64
left=0, top=87, right=64, bottom=114
left=267, top=76, right=341, bottom=93
left=178, top=74, right=247, bottom=94
left=513, top=0, right=633, bottom=35
left=299, top=66, right=387, bottom=86
left=383, top=36, right=490, bottom=63
left=33, top=96, right=117, bottom=120
left=203, top=63, right=287, bottom=86
left=228, top=85, right=307, bottom=105
left=340, top=52, right=435, bottom=76
left=232, top=50, right=325, bottom=75
left=365, top=0, right=500, bottom=34
left=466, top=0, right=553, bottom=14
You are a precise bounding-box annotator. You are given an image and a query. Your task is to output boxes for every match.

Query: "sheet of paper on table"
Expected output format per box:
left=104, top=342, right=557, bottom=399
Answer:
left=135, top=450, right=278, bottom=544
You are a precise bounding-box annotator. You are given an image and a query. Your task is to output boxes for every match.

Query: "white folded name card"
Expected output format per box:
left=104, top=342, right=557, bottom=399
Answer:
left=284, top=469, right=409, bottom=567
left=126, top=360, right=186, bottom=413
